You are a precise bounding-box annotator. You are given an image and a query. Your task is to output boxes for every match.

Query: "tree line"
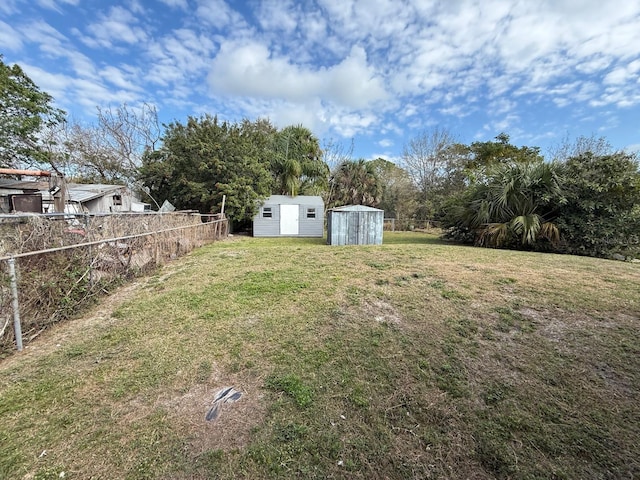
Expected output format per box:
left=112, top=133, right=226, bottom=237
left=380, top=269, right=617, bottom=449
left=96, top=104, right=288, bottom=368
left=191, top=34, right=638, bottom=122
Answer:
left=2, top=56, right=639, bottom=259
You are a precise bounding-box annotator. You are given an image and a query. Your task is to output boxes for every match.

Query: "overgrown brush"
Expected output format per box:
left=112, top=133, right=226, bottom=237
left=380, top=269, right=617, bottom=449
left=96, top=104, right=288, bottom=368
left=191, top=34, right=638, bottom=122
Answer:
left=0, top=213, right=227, bottom=355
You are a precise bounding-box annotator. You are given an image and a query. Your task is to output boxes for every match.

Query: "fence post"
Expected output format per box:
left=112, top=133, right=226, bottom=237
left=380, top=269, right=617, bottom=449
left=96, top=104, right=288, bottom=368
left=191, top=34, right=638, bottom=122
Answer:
left=8, top=257, right=23, bottom=351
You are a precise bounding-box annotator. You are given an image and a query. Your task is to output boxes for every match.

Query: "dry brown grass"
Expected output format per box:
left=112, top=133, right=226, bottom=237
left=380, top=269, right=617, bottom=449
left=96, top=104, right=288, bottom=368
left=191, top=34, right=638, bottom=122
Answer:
left=0, top=232, right=638, bottom=479
left=0, top=213, right=227, bottom=354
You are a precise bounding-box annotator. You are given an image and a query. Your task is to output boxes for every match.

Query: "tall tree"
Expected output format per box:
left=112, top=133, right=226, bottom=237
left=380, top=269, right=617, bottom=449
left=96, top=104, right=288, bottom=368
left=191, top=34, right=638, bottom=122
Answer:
left=369, top=158, right=418, bottom=226
left=402, top=127, right=464, bottom=220
left=271, top=125, right=328, bottom=196
left=556, top=152, right=640, bottom=258
left=402, top=127, right=457, bottom=196
left=464, top=133, right=543, bottom=175
left=328, top=159, right=382, bottom=208
left=139, top=115, right=272, bottom=223
left=0, top=56, right=65, bottom=169
left=53, top=103, right=161, bottom=185
left=321, top=137, right=354, bottom=173
left=547, top=133, right=613, bottom=162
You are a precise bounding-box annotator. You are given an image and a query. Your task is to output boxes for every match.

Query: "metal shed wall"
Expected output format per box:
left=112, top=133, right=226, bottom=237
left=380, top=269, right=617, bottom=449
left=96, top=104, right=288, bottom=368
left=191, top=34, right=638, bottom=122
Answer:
left=327, top=205, right=384, bottom=245
left=253, top=195, right=324, bottom=237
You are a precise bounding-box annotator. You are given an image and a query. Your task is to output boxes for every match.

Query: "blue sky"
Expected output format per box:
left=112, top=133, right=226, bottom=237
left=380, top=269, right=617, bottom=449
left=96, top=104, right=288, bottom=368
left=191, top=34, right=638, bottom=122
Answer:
left=1, top=0, right=639, bottom=162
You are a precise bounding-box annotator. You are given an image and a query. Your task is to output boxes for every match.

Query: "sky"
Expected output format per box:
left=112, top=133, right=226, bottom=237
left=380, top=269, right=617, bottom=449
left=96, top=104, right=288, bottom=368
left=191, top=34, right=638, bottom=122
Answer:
left=1, top=0, right=640, bottom=162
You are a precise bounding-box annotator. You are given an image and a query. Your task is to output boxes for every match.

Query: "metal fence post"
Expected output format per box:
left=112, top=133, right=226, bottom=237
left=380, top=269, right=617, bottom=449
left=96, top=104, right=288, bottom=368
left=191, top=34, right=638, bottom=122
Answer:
left=8, top=257, right=23, bottom=351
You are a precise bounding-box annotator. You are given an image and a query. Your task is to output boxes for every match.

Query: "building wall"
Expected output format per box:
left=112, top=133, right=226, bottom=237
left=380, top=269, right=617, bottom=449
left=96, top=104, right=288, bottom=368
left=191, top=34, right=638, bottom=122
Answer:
left=253, top=196, right=324, bottom=237
left=253, top=202, right=281, bottom=236
left=327, top=209, right=384, bottom=245
left=83, top=189, right=133, bottom=213
left=298, top=203, right=323, bottom=237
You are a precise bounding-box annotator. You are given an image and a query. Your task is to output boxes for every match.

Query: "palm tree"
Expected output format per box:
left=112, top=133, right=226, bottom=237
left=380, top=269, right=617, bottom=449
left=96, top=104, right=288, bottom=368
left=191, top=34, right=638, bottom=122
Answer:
left=271, top=125, right=328, bottom=196
left=462, top=161, right=562, bottom=248
left=328, top=159, right=382, bottom=207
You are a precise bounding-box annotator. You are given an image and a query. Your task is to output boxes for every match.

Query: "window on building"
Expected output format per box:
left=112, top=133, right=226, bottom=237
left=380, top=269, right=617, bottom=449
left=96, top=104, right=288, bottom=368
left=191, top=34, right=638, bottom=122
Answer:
left=307, top=208, right=316, bottom=219
left=112, top=194, right=122, bottom=206
left=262, top=207, right=272, bottom=218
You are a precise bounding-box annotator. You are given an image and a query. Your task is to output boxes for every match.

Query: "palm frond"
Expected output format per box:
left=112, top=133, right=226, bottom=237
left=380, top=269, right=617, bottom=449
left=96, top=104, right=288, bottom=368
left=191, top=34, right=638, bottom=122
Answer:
left=510, top=214, right=541, bottom=245
left=477, top=222, right=509, bottom=247
left=539, top=221, right=560, bottom=246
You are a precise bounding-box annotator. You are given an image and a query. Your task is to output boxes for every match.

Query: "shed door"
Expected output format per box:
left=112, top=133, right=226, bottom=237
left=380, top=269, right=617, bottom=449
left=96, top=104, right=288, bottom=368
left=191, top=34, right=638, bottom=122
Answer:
left=280, top=204, right=299, bottom=235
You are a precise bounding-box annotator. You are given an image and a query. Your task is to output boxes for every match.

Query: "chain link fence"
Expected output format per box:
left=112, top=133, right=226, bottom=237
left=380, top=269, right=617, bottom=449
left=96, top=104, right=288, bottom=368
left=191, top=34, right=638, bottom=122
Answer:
left=0, top=212, right=228, bottom=355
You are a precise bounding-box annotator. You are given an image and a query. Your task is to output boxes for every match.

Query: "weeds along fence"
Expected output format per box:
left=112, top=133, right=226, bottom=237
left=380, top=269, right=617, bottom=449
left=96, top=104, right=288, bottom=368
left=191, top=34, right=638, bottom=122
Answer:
left=0, top=212, right=228, bottom=355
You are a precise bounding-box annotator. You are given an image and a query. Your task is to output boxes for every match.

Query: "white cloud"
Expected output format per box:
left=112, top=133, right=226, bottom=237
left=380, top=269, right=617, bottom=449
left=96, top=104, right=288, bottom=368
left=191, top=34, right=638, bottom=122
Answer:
left=604, top=67, right=630, bottom=85
left=483, top=113, right=520, bottom=135
left=328, top=110, right=377, bottom=138
left=66, top=51, right=100, bottom=80
left=19, top=64, right=70, bottom=102
left=380, top=122, right=403, bottom=137
left=0, top=0, right=19, bottom=14
left=196, top=0, right=246, bottom=30
left=4, top=0, right=640, bottom=155
left=101, top=65, right=143, bottom=92
left=369, top=153, right=401, bottom=163
left=576, top=55, right=612, bottom=74
left=0, top=20, right=23, bottom=51
left=438, top=104, right=473, bottom=118
left=143, top=28, right=217, bottom=98
left=624, top=143, right=640, bottom=154
left=19, top=20, right=68, bottom=51
left=603, top=60, right=640, bottom=89
left=20, top=61, right=142, bottom=115
left=148, top=28, right=215, bottom=73
left=35, top=0, right=79, bottom=10
left=208, top=41, right=387, bottom=109
left=256, top=0, right=299, bottom=34
left=80, top=6, right=148, bottom=49
left=15, top=21, right=101, bottom=81
left=158, top=0, right=188, bottom=8
left=72, top=79, right=140, bottom=110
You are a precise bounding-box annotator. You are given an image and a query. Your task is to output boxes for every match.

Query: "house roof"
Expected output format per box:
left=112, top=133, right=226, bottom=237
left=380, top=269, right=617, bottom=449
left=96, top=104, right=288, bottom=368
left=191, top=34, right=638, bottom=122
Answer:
left=0, top=180, right=130, bottom=203
left=330, top=205, right=383, bottom=212
left=0, top=179, right=48, bottom=191
left=263, top=195, right=324, bottom=205
left=64, top=183, right=127, bottom=203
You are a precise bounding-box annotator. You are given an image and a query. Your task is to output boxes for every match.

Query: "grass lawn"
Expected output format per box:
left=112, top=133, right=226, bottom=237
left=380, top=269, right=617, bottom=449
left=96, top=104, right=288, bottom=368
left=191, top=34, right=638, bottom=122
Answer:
left=1, top=232, right=638, bottom=479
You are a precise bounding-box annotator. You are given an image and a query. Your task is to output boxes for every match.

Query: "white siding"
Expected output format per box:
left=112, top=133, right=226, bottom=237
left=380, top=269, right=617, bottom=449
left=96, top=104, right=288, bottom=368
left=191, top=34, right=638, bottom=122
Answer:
left=253, top=196, right=324, bottom=237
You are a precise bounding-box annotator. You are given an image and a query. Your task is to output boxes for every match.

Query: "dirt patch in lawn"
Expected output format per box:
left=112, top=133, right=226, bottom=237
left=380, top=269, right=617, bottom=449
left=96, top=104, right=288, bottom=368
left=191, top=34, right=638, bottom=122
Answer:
left=160, top=372, right=267, bottom=455
left=365, top=298, right=403, bottom=326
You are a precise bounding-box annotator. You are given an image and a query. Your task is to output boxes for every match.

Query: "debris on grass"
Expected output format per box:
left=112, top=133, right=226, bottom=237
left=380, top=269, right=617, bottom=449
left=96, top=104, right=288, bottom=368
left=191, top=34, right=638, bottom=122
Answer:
left=205, top=386, right=243, bottom=421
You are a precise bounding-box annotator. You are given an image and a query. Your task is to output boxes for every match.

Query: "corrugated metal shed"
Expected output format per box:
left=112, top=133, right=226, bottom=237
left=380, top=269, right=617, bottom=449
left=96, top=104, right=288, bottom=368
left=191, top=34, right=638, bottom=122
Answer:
left=327, top=205, right=384, bottom=245
left=253, top=195, right=324, bottom=237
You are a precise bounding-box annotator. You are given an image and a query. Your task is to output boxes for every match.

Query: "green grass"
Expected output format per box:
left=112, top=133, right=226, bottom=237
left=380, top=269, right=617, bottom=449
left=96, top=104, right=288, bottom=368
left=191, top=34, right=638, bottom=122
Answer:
left=1, top=232, right=639, bottom=479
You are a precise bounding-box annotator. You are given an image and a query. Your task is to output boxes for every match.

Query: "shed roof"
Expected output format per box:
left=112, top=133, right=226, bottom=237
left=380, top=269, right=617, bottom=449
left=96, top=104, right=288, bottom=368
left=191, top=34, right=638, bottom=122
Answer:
left=263, top=195, right=324, bottom=205
left=329, top=205, right=383, bottom=212
left=65, top=184, right=127, bottom=203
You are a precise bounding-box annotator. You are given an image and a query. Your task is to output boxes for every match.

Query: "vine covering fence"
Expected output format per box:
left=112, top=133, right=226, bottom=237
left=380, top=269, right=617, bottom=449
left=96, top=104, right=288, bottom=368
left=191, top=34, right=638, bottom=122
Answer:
left=0, top=212, right=228, bottom=355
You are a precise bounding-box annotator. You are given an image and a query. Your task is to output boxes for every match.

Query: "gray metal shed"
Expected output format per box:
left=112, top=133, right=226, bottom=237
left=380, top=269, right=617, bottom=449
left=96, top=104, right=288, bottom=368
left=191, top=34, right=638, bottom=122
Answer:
left=327, top=205, right=384, bottom=245
left=253, top=195, right=324, bottom=237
